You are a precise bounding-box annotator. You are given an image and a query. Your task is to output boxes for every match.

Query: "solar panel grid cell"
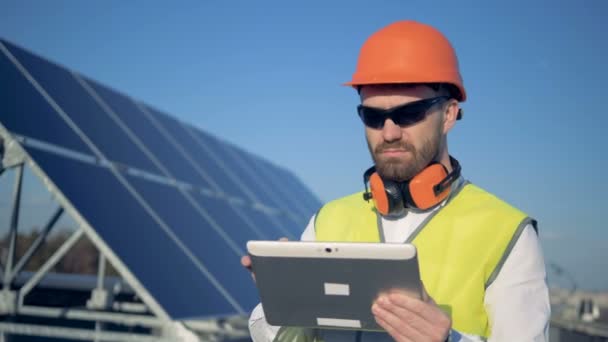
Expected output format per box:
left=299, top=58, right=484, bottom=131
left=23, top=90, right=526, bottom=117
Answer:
left=0, top=42, right=92, bottom=155
left=4, top=42, right=162, bottom=175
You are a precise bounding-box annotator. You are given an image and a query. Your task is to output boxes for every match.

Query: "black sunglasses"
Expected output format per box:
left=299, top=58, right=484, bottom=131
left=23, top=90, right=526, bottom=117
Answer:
left=357, top=96, right=450, bottom=129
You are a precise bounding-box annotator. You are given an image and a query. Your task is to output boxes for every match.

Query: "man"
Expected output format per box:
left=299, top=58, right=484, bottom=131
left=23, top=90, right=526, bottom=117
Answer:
left=242, top=20, right=550, bottom=341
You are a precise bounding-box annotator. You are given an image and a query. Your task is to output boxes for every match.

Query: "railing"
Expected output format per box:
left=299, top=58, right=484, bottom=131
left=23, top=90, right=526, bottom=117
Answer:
left=550, top=317, right=608, bottom=342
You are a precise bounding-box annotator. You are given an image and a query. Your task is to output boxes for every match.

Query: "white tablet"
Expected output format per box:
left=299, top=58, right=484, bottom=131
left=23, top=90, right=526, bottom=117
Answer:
left=247, top=240, right=422, bottom=331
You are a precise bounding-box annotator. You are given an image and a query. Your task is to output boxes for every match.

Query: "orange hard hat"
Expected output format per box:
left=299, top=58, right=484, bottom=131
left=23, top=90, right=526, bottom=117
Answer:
left=345, top=20, right=466, bottom=102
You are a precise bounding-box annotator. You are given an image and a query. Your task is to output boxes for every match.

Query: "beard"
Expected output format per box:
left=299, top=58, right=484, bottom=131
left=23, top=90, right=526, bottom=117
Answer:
left=368, top=130, right=442, bottom=182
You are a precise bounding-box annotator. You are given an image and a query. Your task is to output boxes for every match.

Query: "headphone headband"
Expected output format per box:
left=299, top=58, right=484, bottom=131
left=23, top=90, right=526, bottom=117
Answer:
left=433, top=157, right=461, bottom=195
left=362, top=166, right=377, bottom=201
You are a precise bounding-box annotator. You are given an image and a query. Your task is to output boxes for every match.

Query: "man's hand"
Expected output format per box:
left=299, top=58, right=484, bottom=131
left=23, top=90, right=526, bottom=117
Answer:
left=240, top=254, right=255, bottom=281
left=372, top=287, right=451, bottom=342
left=241, top=237, right=289, bottom=282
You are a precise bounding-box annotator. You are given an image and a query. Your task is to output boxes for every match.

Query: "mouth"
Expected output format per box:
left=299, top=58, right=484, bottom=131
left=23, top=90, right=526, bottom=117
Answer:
left=378, top=149, right=409, bottom=158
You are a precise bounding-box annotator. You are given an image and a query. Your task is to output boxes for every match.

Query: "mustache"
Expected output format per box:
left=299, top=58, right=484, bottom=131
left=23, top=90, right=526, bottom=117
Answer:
left=374, top=141, right=415, bottom=155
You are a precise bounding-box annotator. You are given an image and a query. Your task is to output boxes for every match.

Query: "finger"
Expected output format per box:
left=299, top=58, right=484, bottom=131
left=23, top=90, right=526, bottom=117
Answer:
left=387, top=292, right=443, bottom=324
left=375, top=296, right=434, bottom=333
left=375, top=316, right=414, bottom=342
left=386, top=288, right=421, bottom=300
left=240, top=255, right=256, bottom=282
left=384, top=293, right=451, bottom=339
left=241, top=255, right=252, bottom=269
left=372, top=301, right=424, bottom=342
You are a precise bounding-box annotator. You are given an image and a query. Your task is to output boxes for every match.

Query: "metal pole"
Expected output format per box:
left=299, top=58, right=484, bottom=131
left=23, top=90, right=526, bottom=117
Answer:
left=19, top=305, right=163, bottom=327
left=8, top=207, right=64, bottom=282
left=94, top=321, right=101, bottom=342
left=0, top=136, right=5, bottom=177
left=3, top=164, right=24, bottom=289
left=95, top=253, right=107, bottom=342
left=97, top=254, right=106, bottom=290
left=549, top=263, right=578, bottom=296
left=0, top=322, right=170, bottom=342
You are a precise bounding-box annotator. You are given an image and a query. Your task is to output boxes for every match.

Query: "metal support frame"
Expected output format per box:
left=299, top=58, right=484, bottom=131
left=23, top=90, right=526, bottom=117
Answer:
left=87, top=253, right=112, bottom=310
left=0, top=322, right=170, bottom=342
left=7, top=207, right=64, bottom=283
left=93, top=254, right=108, bottom=342
left=0, top=125, right=252, bottom=341
left=18, top=227, right=85, bottom=305
left=2, top=164, right=24, bottom=290
left=0, top=136, right=5, bottom=175
left=0, top=134, right=25, bottom=170
left=549, top=262, right=578, bottom=296
left=19, top=305, right=164, bottom=327
left=551, top=317, right=608, bottom=339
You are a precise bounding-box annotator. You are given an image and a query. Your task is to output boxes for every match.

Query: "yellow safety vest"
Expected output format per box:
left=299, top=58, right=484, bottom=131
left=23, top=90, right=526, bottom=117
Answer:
left=274, top=183, right=535, bottom=341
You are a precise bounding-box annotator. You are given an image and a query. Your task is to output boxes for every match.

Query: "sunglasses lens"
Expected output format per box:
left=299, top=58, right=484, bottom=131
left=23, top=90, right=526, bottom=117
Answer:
left=391, top=106, right=426, bottom=126
left=358, top=109, right=385, bottom=129
left=357, top=97, right=446, bottom=129
left=358, top=105, right=426, bottom=129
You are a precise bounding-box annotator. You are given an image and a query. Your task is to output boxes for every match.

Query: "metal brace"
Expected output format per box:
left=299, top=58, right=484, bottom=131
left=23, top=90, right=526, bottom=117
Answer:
left=0, top=135, right=26, bottom=170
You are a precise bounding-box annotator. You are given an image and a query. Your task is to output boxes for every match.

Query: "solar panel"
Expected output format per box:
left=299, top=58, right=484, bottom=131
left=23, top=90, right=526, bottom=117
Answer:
left=4, top=42, right=163, bottom=175
left=0, top=42, right=91, bottom=155
left=0, top=38, right=322, bottom=320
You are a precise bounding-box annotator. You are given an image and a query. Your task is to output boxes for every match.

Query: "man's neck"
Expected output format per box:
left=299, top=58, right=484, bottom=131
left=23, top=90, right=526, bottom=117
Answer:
left=436, top=149, right=452, bottom=172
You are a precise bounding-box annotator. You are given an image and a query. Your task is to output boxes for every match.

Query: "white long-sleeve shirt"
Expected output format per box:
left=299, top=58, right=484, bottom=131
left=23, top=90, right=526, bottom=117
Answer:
left=248, top=186, right=551, bottom=341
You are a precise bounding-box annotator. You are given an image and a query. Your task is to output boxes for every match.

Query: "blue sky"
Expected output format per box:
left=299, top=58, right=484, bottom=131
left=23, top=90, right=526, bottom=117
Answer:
left=1, top=1, right=607, bottom=290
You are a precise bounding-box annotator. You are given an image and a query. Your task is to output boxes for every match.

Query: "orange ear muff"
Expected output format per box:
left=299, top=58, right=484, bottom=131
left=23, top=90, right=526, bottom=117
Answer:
left=408, top=163, right=451, bottom=210
left=363, top=156, right=461, bottom=214
left=369, top=172, right=390, bottom=215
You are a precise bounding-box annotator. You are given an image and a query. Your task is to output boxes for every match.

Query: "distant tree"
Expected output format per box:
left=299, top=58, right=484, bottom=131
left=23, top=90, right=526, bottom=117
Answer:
left=1, top=228, right=119, bottom=276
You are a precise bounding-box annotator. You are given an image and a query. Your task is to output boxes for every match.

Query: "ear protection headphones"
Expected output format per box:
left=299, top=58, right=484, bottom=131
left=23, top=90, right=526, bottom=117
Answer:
left=363, top=156, right=461, bottom=216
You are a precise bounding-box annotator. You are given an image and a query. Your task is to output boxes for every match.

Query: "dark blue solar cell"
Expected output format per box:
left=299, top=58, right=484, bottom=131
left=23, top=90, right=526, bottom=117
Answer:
left=245, top=149, right=321, bottom=218
left=220, top=141, right=313, bottom=223
left=280, top=169, right=323, bottom=217
left=0, top=40, right=91, bottom=155
left=140, top=106, right=243, bottom=197
left=276, top=166, right=322, bottom=210
left=126, top=174, right=260, bottom=311
left=190, top=131, right=292, bottom=212
left=4, top=41, right=161, bottom=174
left=24, top=147, right=244, bottom=318
left=86, top=80, right=214, bottom=189
left=186, top=128, right=269, bottom=200
left=255, top=155, right=322, bottom=218
left=194, top=192, right=286, bottom=241
left=273, top=212, right=301, bottom=239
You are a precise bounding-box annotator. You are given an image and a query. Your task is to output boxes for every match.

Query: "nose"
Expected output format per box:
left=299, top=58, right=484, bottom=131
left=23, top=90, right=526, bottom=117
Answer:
left=382, top=118, right=402, bottom=142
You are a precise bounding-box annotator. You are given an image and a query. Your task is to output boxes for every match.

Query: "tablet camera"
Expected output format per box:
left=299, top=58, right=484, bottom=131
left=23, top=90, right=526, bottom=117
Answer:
left=325, top=247, right=332, bottom=253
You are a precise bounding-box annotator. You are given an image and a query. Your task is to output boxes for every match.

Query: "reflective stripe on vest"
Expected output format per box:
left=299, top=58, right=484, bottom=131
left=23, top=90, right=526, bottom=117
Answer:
left=311, top=183, right=534, bottom=338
